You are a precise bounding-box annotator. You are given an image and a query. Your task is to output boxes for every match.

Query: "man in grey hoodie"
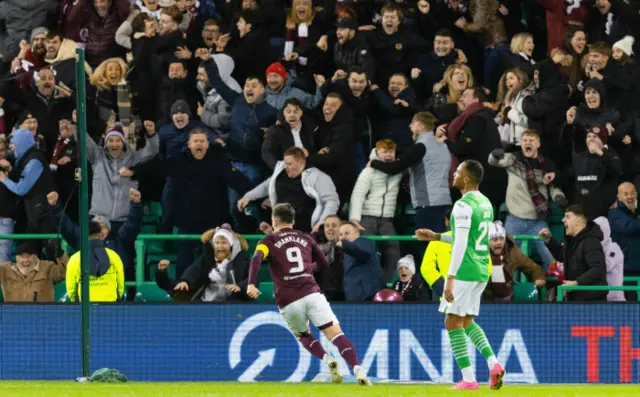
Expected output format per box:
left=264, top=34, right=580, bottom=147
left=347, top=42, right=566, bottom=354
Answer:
left=237, top=147, right=339, bottom=233
left=85, top=121, right=159, bottom=231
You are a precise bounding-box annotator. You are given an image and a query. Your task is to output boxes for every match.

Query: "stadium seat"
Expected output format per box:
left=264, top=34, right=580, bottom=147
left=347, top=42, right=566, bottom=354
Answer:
left=256, top=282, right=275, bottom=302
left=143, top=201, right=163, bottom=222
left=54, top=281, right=67, bottom=302
left=134, top=282, right=172, bottom=302
left=513, top=282, right=539, bottom=301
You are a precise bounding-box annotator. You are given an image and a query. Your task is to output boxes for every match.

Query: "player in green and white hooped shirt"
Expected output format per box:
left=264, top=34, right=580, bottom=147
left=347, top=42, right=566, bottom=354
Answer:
left=415, top=160, right=505, bottom=390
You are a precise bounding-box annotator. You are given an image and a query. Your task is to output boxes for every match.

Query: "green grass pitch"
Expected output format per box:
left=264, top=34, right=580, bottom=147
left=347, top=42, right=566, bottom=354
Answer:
left=0, top=382, right=636, bottom=397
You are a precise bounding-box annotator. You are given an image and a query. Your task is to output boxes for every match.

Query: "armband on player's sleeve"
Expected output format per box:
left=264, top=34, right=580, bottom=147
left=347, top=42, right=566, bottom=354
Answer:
left=256, top=243, right=269, bottom=259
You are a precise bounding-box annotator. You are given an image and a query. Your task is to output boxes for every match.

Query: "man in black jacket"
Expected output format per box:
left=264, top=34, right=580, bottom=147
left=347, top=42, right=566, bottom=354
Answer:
left=324, top=67, right=372, bottom=169
left=0, top=66, right=74, bottom=160
left=217, top=9, right=273, bottom=86
left=436, top=87, right=506, bottom=209
left=150, top=6, right=187, bottom=87
left=540, top=205, right=607, bottom=301
left=307, top=93, right=357, bottom=206
left=412, top=29, right=464, bottom=105
left=261, top=98, right=318, bottom=171
left=165, top=128, right=253, bottom=278
left=370, top=73, right=421, bottom=151
left=156, top=60, right=200, bottom=125
left=573, top=125, right=624, bottom=219
left=365, top=3, right=430, bottom=86
left=332, top=18, right=375, bottom=82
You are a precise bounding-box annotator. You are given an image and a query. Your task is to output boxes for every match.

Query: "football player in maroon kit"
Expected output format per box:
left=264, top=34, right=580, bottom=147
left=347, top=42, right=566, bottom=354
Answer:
left=247, top=203, right=371, bottom=385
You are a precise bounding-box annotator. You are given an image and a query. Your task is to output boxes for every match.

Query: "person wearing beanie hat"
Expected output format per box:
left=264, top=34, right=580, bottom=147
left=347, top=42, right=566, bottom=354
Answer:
left=265, top=62, right=325, bottom=110
left=265, top=62, right=289, bottom=95
left=31, top=27, right=49, bottom=43
left=159, top=224, right=252, bottom=302
left=170, top=99, right=191, bottom=118
left=263, top=62, right=325, bottom=110
left=613, top=36, right=635, bottom=59
left=0, top=239, right=67, bottom=302
left=391, top=254, right=429, bottom=301
left=84, top=107, right=158, bottom=224
left=266, top=62, right=287, bottom=84
left=484, top=221, right=545, bottom=301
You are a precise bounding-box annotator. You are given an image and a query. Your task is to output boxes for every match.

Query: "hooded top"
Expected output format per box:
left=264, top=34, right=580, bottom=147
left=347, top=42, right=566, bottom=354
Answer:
left=88, top=239, right=111, bottom=278
left=575, top=79, right=619, bottom=128
left=593, top=216, right=625, bottom=301
left=11, top=128, right=36, bottom=162
left=206, top=54, right=242, bottom=94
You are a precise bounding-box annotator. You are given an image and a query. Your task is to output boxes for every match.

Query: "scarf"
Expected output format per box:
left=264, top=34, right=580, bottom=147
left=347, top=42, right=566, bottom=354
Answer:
left=135, top=0, right=162, bottom=20
left=116, top=82, right=134, bottom=149
left=566, top=0, right=583, bottom=15
left=604, top=13, right=613, bottom=36
left=488, top=253, right=514, bottom=299
left=285, top=23, right=309, bottom=66
left=523, top=154, right=549, bottom=218
left=445, top=102, right=484, bottom=186
left=50, top=136, right=71, bottom=169
left=203, top=258, right=230, bottom=302
left=447, top=101, right=485, bottom=140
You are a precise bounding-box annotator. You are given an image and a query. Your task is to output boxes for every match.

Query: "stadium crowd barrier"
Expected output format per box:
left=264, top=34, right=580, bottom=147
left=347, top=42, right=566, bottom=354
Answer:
left=0, top=303, right=637, bottom=383
left=2, top=234, right=640, bottom=302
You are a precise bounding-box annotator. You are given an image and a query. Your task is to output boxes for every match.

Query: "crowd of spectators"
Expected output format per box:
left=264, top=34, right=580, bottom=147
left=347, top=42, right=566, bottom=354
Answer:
left=0, top=0, right=640, bottom=303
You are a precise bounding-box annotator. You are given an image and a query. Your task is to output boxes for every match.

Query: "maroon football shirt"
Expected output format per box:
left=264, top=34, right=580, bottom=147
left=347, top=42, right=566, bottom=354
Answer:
left=249, top=228, right=329, bottom=308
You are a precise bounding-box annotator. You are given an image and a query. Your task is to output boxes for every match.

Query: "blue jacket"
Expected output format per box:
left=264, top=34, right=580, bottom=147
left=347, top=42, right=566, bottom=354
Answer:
left=50, top=202, right=143, bottom=267
left=608, top=201, right=640, bottom=272
left=1, top=129, right=43, bottom=197
left=158, top=120, right=217, bottom=160
left=203, top=58, right=277, bottom=163
left=342, top=238, right=385, bottom=301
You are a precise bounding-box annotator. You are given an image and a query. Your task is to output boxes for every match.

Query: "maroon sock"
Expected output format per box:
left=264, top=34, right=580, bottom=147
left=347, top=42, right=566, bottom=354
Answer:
left=331, top=334, right=360, bottom=368
left=299, top=334, right=328, bottom=360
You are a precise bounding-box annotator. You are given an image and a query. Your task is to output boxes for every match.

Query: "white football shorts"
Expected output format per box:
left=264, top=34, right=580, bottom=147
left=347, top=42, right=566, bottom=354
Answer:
left=438, top=280, right=487, bottom=317
left=279, top=293, right=339, bottom=334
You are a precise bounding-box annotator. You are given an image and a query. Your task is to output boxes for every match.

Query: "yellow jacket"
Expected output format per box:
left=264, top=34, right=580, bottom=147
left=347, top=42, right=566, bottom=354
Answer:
left=66, top=248, right=125, bottom=302
left=421, top=231, right=492, bottom=286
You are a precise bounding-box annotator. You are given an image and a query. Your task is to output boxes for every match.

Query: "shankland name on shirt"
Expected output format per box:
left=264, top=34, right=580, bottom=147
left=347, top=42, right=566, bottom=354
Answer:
left=283, top=273, right=314, bottom=281
left=274, top=235, right=309, bottom=249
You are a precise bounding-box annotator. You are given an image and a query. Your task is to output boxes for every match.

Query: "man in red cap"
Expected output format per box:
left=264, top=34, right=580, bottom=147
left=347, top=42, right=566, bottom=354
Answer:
left=264, top=62, right=324, bottom=110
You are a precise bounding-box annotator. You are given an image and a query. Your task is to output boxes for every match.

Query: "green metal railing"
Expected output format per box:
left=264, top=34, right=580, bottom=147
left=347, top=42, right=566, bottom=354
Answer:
left=3, top=233, right=541, bottom=287
left=557, top=285, right=640, bottom=302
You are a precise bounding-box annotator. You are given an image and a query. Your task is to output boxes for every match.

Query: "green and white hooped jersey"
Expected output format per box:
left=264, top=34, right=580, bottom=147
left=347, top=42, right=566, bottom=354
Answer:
left=450, top=191, right=494, bottom=282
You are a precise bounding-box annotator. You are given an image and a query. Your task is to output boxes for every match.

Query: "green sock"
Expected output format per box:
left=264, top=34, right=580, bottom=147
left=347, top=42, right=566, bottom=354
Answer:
left=448, top=329, right=471, bottom=369
left=465, top=322, right=495, bottom=359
